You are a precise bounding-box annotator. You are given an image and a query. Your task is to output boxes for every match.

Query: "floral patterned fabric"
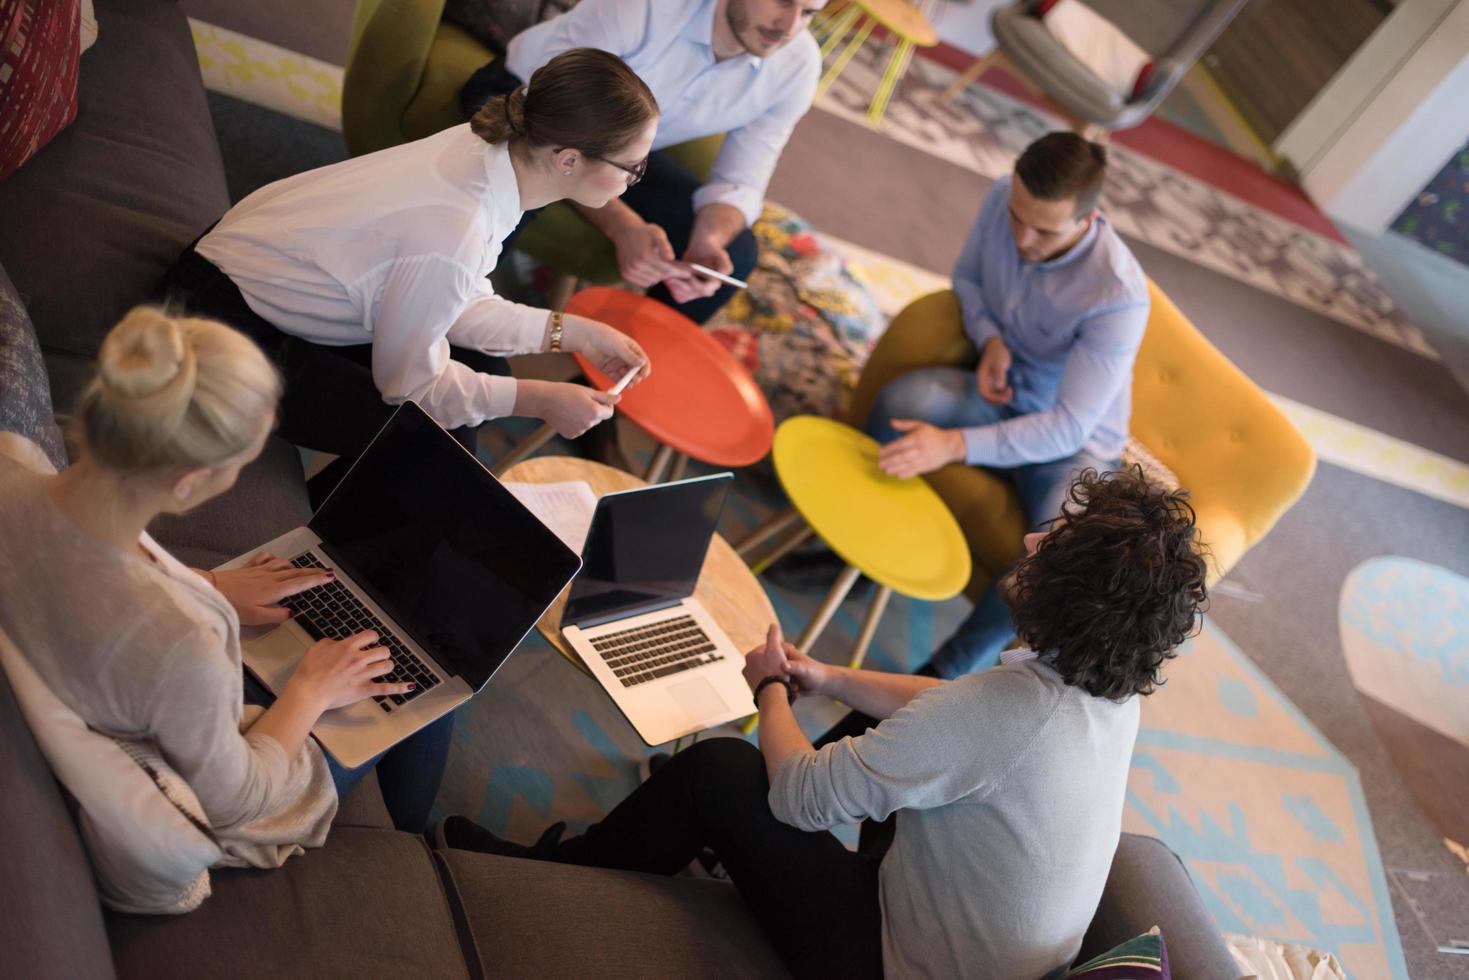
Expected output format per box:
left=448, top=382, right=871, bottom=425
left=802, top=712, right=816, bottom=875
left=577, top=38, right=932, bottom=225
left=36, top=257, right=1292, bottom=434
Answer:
left=703, top=203, right=887, bottom=423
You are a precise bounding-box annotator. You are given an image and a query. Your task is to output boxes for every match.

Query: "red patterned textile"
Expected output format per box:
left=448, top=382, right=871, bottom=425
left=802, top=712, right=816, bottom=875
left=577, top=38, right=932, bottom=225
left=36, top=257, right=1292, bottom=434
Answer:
left=0, top=0, right=81, bottom=181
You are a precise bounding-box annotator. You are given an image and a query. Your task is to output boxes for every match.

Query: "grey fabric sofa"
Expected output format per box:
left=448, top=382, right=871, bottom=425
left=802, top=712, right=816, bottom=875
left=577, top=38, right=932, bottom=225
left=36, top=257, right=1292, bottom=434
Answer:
left=0, top=2, right=1240, bottom=977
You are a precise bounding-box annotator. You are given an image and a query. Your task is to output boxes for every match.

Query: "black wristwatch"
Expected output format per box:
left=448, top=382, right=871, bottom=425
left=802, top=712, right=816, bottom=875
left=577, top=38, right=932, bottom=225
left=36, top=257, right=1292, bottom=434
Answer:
left=754, top=674, right=796, bottom=705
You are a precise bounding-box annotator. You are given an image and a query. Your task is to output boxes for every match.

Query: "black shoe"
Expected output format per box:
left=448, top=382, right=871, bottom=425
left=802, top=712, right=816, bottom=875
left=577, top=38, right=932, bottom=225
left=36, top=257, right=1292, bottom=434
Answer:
left=432, top=815, right=566, bottom=860
left=639, top=751, right=672, bottom=783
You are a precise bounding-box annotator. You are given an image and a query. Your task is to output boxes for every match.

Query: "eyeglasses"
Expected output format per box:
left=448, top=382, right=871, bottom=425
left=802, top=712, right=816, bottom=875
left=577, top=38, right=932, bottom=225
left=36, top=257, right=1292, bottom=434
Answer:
left=589, top=153, right=648, bottom=186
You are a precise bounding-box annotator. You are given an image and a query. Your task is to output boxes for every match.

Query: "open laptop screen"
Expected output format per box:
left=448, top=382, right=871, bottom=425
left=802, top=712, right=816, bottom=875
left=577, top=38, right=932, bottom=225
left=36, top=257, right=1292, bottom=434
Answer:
left=562, top=473, right=732, bottom=629
left=311, top=403, right=581, bottom=688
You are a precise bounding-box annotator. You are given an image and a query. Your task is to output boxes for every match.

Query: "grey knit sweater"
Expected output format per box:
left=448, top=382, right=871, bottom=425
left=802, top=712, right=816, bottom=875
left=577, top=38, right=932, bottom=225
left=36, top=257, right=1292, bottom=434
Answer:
left=770, top=658, right=1139, bottom=979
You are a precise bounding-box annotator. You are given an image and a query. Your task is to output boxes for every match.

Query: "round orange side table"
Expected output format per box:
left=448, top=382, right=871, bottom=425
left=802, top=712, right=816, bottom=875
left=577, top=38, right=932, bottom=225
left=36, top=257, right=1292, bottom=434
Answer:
left=493, top=288, right=774, bottom=482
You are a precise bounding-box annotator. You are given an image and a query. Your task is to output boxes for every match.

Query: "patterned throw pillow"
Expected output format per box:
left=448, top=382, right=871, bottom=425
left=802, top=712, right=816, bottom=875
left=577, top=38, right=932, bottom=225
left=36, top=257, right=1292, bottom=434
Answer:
left=1066, top=930, right=1171, bottom=979
left=704, top=203, right=887, bottom=424
left=0, top=263, right=66, bottom=470
left=0, top=0, right=82, bottom=180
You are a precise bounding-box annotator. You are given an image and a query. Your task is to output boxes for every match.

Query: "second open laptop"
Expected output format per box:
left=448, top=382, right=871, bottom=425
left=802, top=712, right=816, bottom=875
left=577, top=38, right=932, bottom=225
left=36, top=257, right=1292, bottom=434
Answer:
left=227, top=402, right=582, bottom=768
left=560, top=473, right=755, bottom=746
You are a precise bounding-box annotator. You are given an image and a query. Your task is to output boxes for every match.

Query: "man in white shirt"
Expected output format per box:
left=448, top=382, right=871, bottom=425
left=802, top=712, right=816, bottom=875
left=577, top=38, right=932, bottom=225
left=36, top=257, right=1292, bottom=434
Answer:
left=462, top=0, right=824, bottom=323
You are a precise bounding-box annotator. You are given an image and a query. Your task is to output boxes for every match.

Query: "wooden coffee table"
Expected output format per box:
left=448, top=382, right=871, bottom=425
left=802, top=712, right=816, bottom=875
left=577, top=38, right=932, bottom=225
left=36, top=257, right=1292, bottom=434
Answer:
left=501, top=456, right=777, bottom=671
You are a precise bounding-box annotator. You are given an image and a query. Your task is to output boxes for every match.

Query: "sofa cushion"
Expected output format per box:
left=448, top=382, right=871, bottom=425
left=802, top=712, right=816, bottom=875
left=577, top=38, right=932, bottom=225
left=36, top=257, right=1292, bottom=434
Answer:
left=0, top=0, right=228, bottom=379
left=331, top=771, right=394, bottom=831
left=436, top=848, right=792, bottom=978
left=0, top=261, right=66, bottom=468
left=147, top=436, right=312, bottom=570
left=0, top=644, right=117, bottom=980
left=106, top=828, right=470, bottom=980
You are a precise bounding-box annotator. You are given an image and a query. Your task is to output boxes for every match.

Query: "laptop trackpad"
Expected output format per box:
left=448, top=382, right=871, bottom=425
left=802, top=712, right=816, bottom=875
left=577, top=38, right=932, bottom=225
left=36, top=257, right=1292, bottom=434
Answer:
left=669, top=677, right=728, bottom=724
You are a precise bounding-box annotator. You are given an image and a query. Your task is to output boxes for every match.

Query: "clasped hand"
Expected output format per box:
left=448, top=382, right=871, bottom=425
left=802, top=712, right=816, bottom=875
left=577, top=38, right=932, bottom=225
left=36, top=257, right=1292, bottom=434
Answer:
left=741, top=624, right=834, bottom=700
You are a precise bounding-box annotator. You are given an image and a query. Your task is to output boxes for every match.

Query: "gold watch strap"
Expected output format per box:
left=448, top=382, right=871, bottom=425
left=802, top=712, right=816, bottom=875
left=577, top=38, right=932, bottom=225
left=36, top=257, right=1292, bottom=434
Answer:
left=549, top=310, right=564, bottom=352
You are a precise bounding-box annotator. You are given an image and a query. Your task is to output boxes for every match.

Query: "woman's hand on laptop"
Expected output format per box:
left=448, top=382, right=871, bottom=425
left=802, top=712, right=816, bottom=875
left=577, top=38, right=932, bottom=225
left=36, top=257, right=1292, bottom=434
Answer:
left=205, top=551, right=335, bottom=626
left=287, top=631, right=414, bottom=712
left=515, top=379, right=619, bottom=438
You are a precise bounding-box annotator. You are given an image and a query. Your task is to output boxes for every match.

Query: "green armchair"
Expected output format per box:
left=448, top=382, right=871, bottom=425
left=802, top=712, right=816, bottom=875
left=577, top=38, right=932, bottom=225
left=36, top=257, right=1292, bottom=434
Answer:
left=342, top=0, right=724, bottom=298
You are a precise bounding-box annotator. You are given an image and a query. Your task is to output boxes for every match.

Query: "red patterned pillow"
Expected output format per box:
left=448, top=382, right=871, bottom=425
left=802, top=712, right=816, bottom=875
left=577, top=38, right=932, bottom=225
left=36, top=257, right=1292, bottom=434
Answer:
left=0, top=0, right=81, bottom=181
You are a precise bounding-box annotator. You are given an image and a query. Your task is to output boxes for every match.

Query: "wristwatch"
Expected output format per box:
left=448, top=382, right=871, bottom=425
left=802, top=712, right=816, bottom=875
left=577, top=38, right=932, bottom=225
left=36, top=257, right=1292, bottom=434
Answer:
left=549, top=310, right=564, bottom=353
left=754, top=674, right=796, bottom=705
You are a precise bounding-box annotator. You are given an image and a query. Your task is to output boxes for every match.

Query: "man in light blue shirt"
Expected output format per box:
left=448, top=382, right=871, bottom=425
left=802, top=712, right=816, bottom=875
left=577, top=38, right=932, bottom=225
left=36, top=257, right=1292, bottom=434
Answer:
left=462, top=0, right=824, bottom=322
left=869, top=132, right=1150, bottom=678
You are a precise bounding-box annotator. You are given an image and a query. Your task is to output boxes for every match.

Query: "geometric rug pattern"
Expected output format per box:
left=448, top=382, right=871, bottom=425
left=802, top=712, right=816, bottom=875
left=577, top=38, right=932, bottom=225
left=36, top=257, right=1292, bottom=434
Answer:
left=816, top=47, right=1439, bottom=360
left=1132, top=619, right=1407, bottom=977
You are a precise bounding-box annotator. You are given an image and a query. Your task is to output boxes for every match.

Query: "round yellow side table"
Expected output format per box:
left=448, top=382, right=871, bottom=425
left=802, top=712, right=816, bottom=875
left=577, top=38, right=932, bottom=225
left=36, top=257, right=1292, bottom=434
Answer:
left=760, top=416, right=971, bottom=668
left=813, top=0, right=940, bottom=124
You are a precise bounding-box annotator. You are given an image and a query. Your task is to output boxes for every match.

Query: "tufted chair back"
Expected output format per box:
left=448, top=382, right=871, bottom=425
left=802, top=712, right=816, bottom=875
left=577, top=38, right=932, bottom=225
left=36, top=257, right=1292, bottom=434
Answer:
left=848, top=283, right=1315, bottom=599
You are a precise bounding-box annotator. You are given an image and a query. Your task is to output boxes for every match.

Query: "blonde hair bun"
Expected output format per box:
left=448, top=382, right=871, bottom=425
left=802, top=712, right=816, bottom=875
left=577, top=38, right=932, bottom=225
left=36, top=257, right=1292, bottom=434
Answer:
left=74, top=306, right=282, bottom=474
left=98, top=307, right=197, bottom=402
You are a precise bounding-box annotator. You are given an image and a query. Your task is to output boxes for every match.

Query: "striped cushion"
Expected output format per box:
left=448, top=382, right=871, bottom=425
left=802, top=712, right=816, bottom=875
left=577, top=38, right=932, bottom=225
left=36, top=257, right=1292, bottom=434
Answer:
left=1066, top=930, right=1170, bottom=978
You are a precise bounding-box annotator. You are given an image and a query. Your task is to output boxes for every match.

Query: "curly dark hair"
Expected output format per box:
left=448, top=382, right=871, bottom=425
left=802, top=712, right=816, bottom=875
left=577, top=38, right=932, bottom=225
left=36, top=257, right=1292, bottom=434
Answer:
left=1006, top=467, right=1209, bottom=701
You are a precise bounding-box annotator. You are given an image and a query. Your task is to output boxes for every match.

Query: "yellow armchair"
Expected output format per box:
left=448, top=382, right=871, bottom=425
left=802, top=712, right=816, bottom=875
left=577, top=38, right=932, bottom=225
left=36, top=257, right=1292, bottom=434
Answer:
left=848, top=284, right=1316, bottom=600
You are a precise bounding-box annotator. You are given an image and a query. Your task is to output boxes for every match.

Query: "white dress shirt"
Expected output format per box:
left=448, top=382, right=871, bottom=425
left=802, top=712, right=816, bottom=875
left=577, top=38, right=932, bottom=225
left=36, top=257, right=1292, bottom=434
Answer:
left=197, top=125, right=547, bottom=430
left=506, top=0, right=820, bottom=225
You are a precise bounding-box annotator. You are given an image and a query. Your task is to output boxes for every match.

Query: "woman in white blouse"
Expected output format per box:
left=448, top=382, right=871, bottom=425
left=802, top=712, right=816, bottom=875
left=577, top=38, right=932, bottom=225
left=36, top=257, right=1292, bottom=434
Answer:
left=0, top=307, right=449, bottom=845
left=157, top=49, right=658, bottom=491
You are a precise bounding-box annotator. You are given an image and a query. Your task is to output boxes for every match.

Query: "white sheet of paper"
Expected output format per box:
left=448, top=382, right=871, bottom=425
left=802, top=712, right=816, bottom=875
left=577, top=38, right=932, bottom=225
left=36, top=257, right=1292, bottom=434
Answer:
left=504, top=480, right=598, bottom=555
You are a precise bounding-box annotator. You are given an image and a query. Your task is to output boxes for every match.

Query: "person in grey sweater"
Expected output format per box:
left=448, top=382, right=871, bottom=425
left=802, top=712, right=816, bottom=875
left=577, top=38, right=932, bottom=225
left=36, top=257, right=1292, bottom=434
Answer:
left=438, top=466, right=1209, bottom=979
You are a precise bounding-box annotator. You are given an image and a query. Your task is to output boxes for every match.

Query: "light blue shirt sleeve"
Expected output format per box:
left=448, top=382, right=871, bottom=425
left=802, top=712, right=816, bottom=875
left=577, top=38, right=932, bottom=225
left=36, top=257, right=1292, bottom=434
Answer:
left=961, top=302, right=1147, bottom=467
left=505, top=0, right=650, bottom=81
left=692, top=54, right=819, bottom=226
left=952, top=192, right=1004, bottom=349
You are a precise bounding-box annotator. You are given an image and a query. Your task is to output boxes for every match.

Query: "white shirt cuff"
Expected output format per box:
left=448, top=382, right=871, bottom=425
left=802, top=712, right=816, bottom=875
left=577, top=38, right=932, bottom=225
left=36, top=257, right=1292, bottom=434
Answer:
left=691, top=181, right=762, bottom=228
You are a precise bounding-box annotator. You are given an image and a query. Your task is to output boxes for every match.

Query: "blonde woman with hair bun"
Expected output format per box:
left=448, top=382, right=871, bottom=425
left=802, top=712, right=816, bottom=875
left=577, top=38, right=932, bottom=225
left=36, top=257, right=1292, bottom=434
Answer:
left=0, top=307, right=454, bottom=852
left=156, top=48, right=660, bottom=501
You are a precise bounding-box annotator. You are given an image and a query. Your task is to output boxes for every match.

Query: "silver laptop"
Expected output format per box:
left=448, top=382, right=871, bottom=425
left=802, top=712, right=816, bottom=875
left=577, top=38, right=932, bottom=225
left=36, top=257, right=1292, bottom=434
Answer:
left=226, top=402, right=581, bottom=768
left=561, top=474, right=754, bottom=746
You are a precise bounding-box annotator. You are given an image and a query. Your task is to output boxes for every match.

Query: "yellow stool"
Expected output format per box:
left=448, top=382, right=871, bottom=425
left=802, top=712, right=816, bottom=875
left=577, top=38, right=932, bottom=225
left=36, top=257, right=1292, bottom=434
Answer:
left=813, top=0, right=939, bottom=124
left=757, top=416, right=971, bottom=666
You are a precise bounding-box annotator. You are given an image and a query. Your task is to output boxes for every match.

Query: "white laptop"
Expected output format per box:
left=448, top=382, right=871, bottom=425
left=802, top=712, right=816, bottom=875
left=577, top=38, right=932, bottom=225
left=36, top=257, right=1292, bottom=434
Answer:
left=226, top=402, right=582, bottom=768
left=561, top=474, right=755, bottom=746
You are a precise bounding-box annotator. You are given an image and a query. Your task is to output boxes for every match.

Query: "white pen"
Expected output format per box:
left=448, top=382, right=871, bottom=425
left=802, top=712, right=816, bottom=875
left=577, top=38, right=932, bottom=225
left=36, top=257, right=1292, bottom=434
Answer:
left=686, top=261, right=748, bottom=291
left=608, top=364, right=641, bottom=396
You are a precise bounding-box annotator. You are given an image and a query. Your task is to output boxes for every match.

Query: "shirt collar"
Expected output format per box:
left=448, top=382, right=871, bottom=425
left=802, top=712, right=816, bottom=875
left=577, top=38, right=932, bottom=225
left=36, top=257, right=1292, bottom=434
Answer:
left=482, top=137, right=524, bottom=232
left=1031, top=213, right=1102, bottom=271
left=685, top=0, right=764, bottom=68
left=1000, top=647, right=1040, bottom=667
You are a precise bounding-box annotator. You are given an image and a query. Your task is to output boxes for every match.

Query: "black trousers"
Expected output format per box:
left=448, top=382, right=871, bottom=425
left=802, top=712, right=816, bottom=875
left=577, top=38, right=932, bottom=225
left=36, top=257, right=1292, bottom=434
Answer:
left=552, top=738, right=885, bottom=980
left=154, top=245, right=510, bottom=499
left=463, top=62, right=759, bottom=325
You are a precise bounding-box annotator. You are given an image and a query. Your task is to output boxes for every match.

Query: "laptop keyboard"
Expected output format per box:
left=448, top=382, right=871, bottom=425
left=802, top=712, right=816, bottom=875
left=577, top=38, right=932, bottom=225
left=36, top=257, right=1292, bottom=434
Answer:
left=587, top=615, right=723, bottom=688
left=282, top=552, right=441, bottom=714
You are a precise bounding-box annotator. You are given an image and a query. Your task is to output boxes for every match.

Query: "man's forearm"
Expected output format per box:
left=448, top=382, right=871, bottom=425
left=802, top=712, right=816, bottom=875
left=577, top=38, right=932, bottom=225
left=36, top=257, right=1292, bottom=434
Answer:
left=690, top=202, right=746, bottom=250
left=825, top=667, right=944, bottom=721
left=756, top=683, right=812, bottom=783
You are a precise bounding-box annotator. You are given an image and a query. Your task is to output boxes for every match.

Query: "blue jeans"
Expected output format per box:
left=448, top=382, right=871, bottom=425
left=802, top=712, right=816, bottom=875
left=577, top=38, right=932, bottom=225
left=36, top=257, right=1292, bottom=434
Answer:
left=243, top=675, right=453, bottom=833
left=866, top=367, right=1118, bottom=678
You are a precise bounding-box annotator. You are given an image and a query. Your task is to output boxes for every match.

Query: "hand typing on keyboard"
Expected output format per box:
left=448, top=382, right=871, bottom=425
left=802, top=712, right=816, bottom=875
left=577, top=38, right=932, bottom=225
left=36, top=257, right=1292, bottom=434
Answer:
left=286, top=630, right=416, bottom=712
left=204, top=550, right=337, bottom=626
